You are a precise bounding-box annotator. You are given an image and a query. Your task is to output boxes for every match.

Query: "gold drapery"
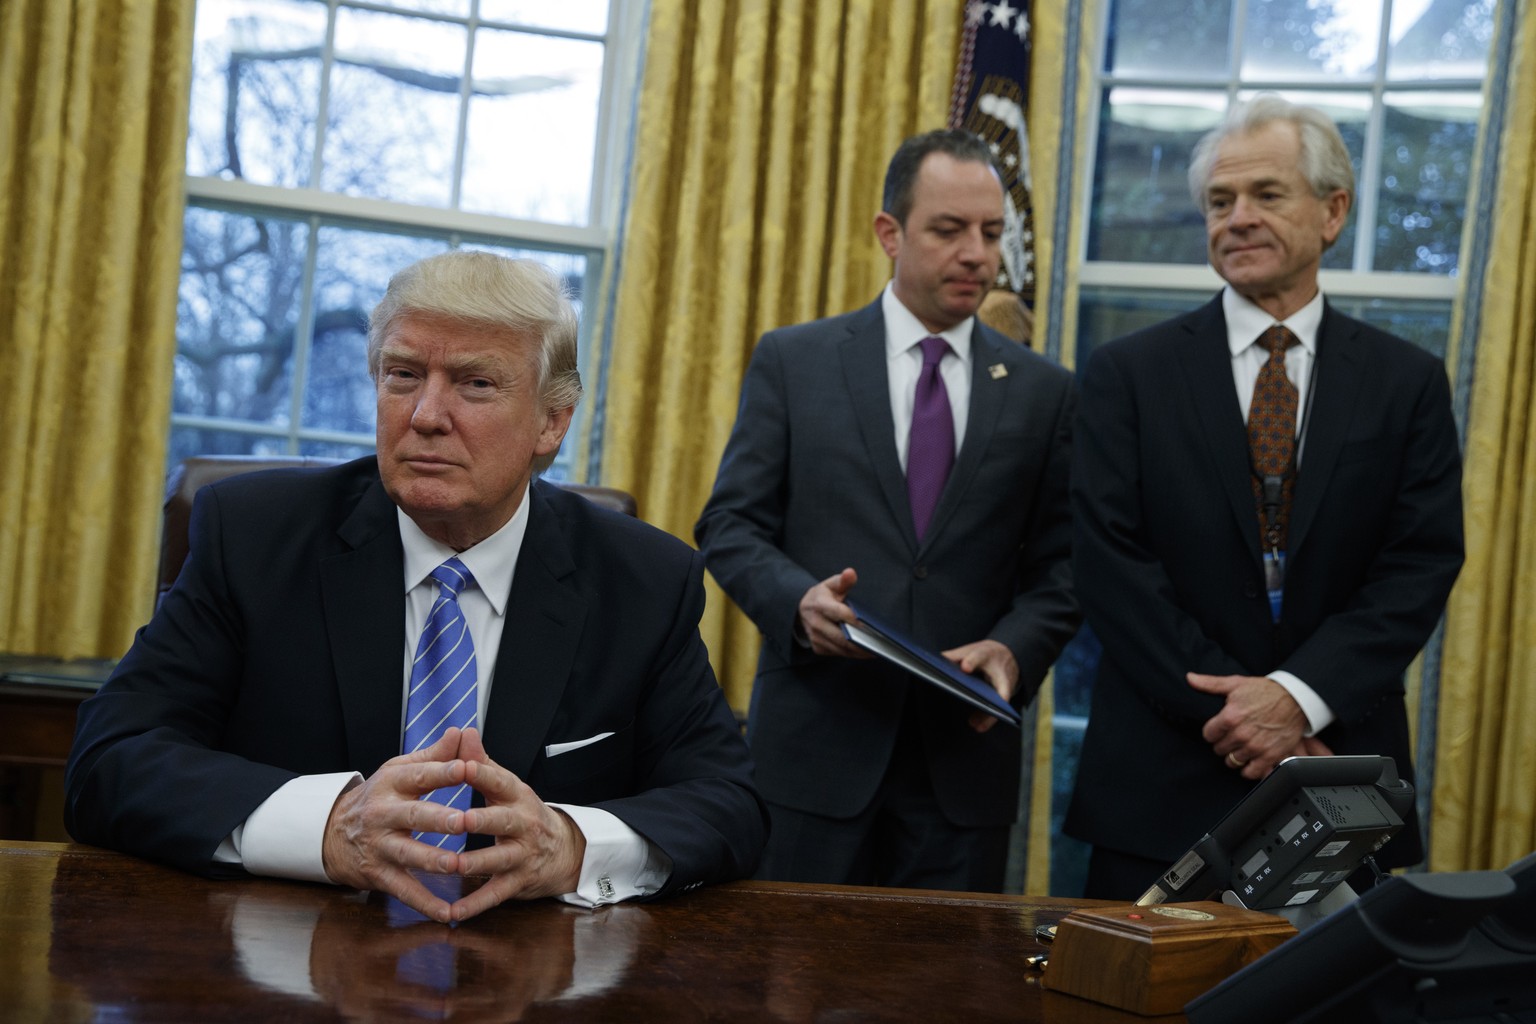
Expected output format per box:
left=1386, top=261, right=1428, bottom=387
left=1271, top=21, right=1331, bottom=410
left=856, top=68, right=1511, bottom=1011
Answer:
left=602, top=0, right=964, bottom=712
left=0, top=0, right=193, bottom=657
left=1432, top=0, right=1536, bottom=871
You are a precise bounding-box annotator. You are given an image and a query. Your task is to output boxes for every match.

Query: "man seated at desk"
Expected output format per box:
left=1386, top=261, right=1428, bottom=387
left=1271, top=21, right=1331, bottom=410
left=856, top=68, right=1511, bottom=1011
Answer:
left=65, top=251, right=768, bottom=923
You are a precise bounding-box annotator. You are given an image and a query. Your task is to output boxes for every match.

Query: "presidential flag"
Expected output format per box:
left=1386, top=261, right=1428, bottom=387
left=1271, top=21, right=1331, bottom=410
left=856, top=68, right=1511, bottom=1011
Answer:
left=949, top=0, right=1035, bottom=300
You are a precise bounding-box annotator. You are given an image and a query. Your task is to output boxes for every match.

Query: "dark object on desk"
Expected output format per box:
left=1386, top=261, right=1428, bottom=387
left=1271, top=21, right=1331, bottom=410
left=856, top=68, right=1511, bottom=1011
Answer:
left=1136, top=755, right=1412, bottom=923
left=841, top=602, right=1022, bottom=727
left=1184, top=852, right=1536, bottom=1023
left=158, top=455, right=639, bottom=606
left=1043, top=899, right=1295, bottom=1016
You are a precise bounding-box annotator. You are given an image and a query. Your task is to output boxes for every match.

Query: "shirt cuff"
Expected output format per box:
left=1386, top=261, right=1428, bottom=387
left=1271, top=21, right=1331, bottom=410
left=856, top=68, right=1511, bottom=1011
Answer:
left=214, top=772, right=361, bottom=883
left=550, top=804, right=672, bottom=907
left=1268, top=671, right=1335, bottom=736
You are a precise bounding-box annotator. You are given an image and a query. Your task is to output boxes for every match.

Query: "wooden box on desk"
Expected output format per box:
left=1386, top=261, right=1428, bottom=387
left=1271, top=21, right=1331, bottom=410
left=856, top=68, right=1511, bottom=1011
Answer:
left=1041, top=901, right=1295, bottom=1016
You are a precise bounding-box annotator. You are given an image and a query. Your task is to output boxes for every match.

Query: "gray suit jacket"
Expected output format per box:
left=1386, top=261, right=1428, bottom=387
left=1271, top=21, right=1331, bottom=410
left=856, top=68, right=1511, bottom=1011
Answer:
left=696, top=299, right=1078, bottom=827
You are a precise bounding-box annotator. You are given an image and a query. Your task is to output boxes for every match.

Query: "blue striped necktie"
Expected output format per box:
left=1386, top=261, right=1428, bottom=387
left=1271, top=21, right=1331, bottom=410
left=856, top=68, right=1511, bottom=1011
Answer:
left=404, top=557, right=478, bottom=851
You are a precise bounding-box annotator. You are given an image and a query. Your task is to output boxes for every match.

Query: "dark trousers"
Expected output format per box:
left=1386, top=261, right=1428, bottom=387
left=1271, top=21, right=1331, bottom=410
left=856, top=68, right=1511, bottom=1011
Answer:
left=755, top=714, right=1010, bottom=893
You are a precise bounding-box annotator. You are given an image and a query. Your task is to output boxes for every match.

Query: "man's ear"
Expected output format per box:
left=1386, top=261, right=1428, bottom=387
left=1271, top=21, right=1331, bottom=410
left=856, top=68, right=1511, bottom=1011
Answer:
left=873, top=210, right=904, bottom=261
left=536, top=405, right=575, bottom=457
left=1320, top=188, right=1351, bottom=247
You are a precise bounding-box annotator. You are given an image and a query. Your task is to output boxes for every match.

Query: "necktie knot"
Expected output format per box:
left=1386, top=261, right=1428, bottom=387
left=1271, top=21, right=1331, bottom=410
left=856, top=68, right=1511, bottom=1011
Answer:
left=1260, top=325, right=1298, bottom=358
left=919, top=335, right=950, bottom=368
left=430, top=558, right=474, bottom=599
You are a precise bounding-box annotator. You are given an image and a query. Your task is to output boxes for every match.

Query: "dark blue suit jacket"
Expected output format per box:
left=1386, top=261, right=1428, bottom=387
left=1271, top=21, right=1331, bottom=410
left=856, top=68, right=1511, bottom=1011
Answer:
left=1065, top=295, right=1465, bottom=868
left=696, top=300, right=1079, bottom=828
left=65, top=459, right=766, bottom=895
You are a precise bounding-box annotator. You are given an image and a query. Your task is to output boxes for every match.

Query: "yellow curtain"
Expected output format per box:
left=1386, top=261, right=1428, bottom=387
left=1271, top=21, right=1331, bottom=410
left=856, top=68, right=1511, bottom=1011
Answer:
left=602, top=0, right=963, bottom=711
left=1432, top=0, right=1536, bottom=872
left=0, top=0, right=193, bottom=658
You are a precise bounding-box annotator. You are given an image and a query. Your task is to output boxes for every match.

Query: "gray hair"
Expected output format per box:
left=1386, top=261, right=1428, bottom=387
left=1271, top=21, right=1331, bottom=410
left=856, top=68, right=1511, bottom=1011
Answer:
left=368, top=251, right=582, bottom=473
left=1187, top=94, right=1356, bottom=213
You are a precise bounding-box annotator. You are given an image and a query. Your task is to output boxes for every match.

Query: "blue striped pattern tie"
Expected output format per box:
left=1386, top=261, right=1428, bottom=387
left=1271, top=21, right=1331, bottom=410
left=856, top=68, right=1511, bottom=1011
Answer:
left=404, top=557, right=478, bottom=851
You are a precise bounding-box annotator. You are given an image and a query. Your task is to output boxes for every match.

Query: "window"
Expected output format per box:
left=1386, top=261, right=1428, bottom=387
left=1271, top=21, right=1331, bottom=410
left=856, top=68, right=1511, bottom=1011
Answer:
left=1049, top=0, right=1496, bottom=896
left=172, top=0, right=640, bottom=472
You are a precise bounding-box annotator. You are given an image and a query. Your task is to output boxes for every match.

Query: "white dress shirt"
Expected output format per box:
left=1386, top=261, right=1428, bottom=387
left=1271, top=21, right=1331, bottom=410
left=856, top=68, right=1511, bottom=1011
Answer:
left=217, top=482, right=668, bottom=906
left=1221, top=286, right=1334, bottom=735
left=882, top=283, right=973, bottom=468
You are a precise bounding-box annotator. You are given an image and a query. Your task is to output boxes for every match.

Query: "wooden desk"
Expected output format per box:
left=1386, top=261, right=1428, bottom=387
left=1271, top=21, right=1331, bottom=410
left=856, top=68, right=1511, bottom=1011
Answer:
left=0, top=842, right=1185, bottom=1022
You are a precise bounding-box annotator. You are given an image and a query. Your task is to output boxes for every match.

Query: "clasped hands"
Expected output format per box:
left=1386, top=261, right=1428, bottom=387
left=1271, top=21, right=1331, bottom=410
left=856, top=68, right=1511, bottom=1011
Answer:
left=321, top=726, right=585, bottom=924
left=1187, top=672, right=1333, bottom=781
left=798, top=567, right=1020, bottom=734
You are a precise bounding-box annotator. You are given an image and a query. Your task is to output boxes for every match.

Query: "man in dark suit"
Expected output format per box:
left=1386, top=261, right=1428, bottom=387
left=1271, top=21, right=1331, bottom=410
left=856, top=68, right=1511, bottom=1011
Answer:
left=66, top=251, right=767, bottom=923
left=695, top=130, right=1078, bottom=892
left=1065, top=95, right=1465, bottom=899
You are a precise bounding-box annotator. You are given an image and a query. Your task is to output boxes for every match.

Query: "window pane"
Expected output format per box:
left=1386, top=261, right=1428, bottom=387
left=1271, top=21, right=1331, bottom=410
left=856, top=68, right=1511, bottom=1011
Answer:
left=1388, top=0, right=1495, bottom=81
left=1087, top=89, right=1223, bottom=265
left=372, top=0, right=470, bottom=16
left=1103, top=0, right=1230, bottom=78
left=298, top=439, right=376, bottom=459
left=322, top=9, right=466, bottom=206
left=1078, top=287, right=1208, bottom=359
left=1374, top=92, right=1479, bottom=274
left=305, top=228, right=448, bottom=436
left=1048, top=720, right=1091, bottom=897
left=1241, top=0, right=1382, bottom=81
left=478, top=0, right=609, bottom=34
left=461, top=30, right=604, bottom=224
left=1327, top=296, right=1453, bottom=359
left=176, top=206, right=310, bottom=426
left=188, top=0, right=327, bottom=185
left=169, top=426, right=309, bottom=462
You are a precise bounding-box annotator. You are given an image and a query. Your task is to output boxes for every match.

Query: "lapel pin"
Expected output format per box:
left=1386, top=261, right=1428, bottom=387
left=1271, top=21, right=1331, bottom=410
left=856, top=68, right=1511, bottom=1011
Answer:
left=988, top=363, right=1008, bottom=380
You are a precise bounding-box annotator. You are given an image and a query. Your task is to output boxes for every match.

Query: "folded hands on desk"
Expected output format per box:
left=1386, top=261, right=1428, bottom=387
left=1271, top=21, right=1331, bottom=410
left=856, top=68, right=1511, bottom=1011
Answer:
left=322, top=726, right=586, bottom=924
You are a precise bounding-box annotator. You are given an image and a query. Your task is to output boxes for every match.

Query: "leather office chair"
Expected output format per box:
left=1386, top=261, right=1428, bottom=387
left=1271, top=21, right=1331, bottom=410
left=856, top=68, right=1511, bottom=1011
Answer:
left=158, top=454, right=638, bottom=606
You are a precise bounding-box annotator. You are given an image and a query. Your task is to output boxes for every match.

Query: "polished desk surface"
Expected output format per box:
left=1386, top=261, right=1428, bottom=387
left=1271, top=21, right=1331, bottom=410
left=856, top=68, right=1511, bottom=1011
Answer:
left=0, top=841, right=1183, bottom=1022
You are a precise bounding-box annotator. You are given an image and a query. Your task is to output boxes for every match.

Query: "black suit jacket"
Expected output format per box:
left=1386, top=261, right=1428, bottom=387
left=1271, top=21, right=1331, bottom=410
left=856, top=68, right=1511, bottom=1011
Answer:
left=695, top=300, right=1079, bottom=828
left=1065, top=295, right=1464, bottom=867
left=65, top=458, right=767, bottom=895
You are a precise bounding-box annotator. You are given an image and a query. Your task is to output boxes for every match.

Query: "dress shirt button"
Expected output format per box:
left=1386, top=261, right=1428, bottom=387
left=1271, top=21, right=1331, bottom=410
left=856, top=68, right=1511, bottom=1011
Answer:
left=913, top=565, right=929, bottom=579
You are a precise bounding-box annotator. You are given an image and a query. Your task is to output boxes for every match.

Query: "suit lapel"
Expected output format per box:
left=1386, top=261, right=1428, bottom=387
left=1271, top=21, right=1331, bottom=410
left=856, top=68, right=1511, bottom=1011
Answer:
left=322, top=477, right=409, bottom=774
left=1288, top=303, right=1363, bottom=555
left=1180, top=298, right=1263, bottom=565
left=481, top=483, right=586, bottom=780
left=839, top=303, right=916, bottom=545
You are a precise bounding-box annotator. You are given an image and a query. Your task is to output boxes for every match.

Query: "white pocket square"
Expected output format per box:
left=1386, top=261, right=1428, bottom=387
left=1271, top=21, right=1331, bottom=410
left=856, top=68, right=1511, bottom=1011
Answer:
left=544, top=731, right=615, bottom=758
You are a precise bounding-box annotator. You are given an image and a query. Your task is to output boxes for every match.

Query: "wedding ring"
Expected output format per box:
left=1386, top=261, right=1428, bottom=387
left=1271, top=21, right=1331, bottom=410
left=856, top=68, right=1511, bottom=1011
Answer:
left=1226, top=752, right=1247, bottom=768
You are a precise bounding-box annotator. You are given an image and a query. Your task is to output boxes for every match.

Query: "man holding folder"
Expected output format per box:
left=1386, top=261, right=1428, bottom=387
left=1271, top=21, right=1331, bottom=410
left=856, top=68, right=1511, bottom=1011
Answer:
left=697, top=130, right=1078, bottom=892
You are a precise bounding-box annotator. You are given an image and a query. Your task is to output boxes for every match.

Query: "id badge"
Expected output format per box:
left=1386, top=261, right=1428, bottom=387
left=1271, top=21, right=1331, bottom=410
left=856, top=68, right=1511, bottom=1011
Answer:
left=1263, top=550, right=1286, bottom=623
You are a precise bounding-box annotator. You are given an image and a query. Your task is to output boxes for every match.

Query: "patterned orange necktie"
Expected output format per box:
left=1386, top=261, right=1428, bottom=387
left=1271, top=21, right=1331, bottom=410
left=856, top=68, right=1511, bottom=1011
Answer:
left=1248, top=325, right=1299, bottom=551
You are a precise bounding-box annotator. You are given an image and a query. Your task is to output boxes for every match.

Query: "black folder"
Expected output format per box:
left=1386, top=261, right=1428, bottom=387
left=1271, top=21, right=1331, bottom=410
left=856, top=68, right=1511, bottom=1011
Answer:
left=841, top=603, right=1021, bottom=728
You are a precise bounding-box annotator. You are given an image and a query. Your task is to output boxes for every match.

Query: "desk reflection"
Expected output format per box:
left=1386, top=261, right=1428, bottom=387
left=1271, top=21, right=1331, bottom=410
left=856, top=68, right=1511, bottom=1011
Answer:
left=49, top=857, right=648, bottom=1022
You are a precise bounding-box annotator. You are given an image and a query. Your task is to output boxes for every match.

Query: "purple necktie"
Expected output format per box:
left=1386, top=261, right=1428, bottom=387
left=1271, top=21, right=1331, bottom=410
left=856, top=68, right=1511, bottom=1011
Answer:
left=907, top=336, right=955, bottom=541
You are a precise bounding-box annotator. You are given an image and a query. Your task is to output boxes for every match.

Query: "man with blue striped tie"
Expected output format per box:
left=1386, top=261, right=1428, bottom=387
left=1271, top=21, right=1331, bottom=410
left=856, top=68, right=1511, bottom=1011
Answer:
left=67, top=252, right=768, bottom=924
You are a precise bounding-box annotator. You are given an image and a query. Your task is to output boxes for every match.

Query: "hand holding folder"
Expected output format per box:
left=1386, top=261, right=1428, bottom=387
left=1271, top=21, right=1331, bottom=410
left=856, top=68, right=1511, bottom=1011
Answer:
left=839, top=603, right=1021, bottom=729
